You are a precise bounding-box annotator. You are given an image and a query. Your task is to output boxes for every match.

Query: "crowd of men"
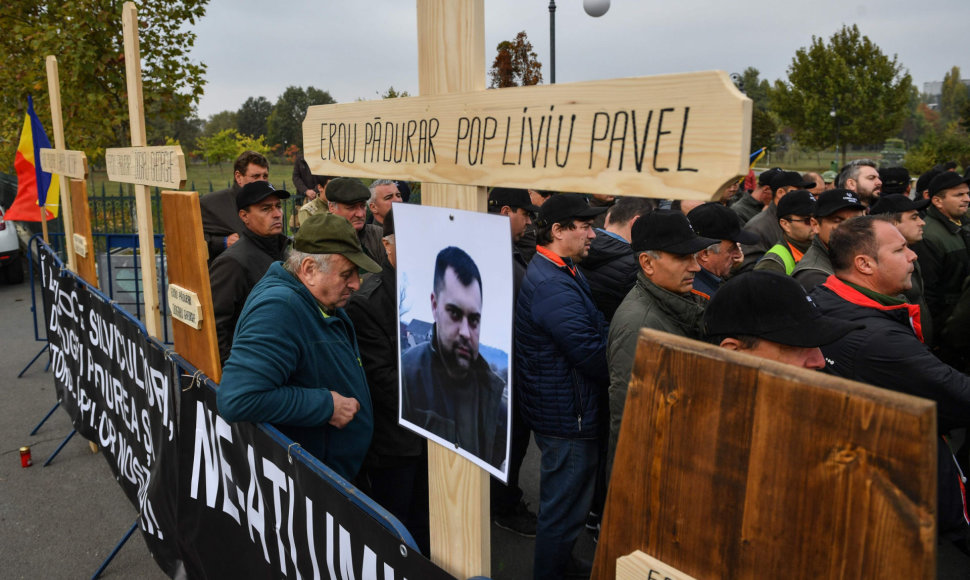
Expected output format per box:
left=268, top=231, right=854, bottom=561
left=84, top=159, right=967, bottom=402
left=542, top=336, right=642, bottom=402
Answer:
left=203, top=150, right=970, bottom=579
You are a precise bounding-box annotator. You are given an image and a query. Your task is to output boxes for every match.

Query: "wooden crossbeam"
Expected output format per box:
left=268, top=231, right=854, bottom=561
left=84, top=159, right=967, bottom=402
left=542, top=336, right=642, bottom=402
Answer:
left=45, top=56, right=78, bottom=264
left=105, top=146, right=187, bottom=190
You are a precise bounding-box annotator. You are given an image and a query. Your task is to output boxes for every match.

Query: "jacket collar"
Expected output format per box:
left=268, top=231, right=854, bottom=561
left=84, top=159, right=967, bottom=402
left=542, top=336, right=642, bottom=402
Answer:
left=926, top=204, right=964, bottom=233
left=822, top=275, right=923, bottom=342
left=637, top=271, right=706, bottom=333
left=241, top=227, right=290, bottom=259
left=536, top=245, right=577, bottom=277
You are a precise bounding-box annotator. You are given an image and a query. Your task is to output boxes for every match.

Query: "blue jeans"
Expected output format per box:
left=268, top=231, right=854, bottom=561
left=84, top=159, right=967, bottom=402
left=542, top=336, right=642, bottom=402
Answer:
left=533, top=434, right=599, bottom=580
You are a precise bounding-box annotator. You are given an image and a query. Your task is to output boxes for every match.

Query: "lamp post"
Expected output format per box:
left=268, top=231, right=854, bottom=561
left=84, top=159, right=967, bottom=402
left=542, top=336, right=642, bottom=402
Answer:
left=549, top=0, right=610, bottom=85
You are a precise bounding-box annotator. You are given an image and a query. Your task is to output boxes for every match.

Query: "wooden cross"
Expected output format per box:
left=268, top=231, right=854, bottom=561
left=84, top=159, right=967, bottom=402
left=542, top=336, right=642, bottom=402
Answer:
left=301, top=2, right=750, bottom=578
left=42, top=56, right=83, bottom=267
left=104, top=1, right=188, bottom=340
left=38, top=145, right=94, bottom=285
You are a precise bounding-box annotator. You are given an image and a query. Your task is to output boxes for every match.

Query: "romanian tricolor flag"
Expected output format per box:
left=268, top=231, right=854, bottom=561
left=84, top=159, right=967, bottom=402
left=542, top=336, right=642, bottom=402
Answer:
left=8, top=96, right=59, bottom=222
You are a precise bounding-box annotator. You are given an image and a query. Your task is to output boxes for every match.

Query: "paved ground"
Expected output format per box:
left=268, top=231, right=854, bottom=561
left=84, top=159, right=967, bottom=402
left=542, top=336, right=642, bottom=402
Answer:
left=0, top=263, right=595, bottom=579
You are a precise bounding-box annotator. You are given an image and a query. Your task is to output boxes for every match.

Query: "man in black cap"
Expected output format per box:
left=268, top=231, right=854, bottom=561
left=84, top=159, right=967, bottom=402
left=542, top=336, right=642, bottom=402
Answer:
left=200, top=150, right=270, bottom=263
left=209, top=180, right=291, bottom=364
left=344, top=209, right=430, bottom=552
left=915, top=168, right=943, bottom=200
left=687, top=202, right=759, bottom=298
left=913, top=171, right=970, bottom=345
left=869, top=194, right=934, bottom=347
left=607, top=210, right=716, bottom=470
left=809, top=215, right=970, bottom=557
left=791, top=189, right=866, bottom=291
left=730, top=167, right=783, bottom=225
left=704, top=270, right=859, bottom=369
left=326, top=177, right=386, bottom=266
left=578, top=196, right=656, bottom=322
left=739, top=170, right=816, bottom=271
left=879, top=166, right=911, bottom=197
left=487, top=187, right=538, bottom=300
left=754, top=189, right=816, bottom=275
left=218, top=213, right=382, bottom=482
left=514, top=193, right=608, bottom=580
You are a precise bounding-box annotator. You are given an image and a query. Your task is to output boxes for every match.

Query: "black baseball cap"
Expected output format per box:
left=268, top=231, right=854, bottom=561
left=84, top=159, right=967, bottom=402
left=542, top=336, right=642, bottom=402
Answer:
left=777, top=189, right=816, bottom=219
left=703, top=271, right=862, bottom=348
left=927, top=171, right=970, bottom=197
left=879, top=167, right=910, bottom=195
left=915, top=168, right=943, bottom=195
left=869, top=194, right=930, bottom=215
left=631, top=209, right=718, bottom=254
left=326, top=177, right=370, bottom=204
left=293, top=213, right=382, bottom=273
left=535, top=193, right=606, bottom=228
left=757, top=167, right=784, bottom=186
left=236, top=181, right=290, bottom=210
left=488, top=187, right=540, bottom=214
left=813, top=188, right=864, bottom=218
left=686, top=202, right=759, bottom=245
left=770, top=170, right=816, bottom=192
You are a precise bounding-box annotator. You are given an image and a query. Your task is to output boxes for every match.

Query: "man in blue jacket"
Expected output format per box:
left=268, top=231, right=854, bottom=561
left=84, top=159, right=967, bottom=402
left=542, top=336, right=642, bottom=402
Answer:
left=514, top=193, right=608, bottom=580
left=218, top=213, right=382, bottom=482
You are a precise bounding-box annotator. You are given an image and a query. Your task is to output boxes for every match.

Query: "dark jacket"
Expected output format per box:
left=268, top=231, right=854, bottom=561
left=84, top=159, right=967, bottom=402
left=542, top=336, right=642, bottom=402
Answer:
left=792, top=236, right=833, bottom=291
left=913, top=205, right=970, bottom=342
left=577, top=229, right=637, bottom=322
left=810, top=276, right=970, bottom=536
left=514, top=247, right=609, bottom=439
left=904, top=260, right=934, bottom=350
left=344, top=265, right=424, bottom=467
left=359, top=223, right=387, bottom=269
left=512, top=245, right=528, bottom=301
left=691, top=267, right=722, bottom=299
left=738, top=201, right=782, bottom=271
left=514, top=224, right=537, bottom=263
left=730, top=191, right=763, bottom=226
left=209, top=229, right=289, bottom=364
left=200, top=184, right=246, bottom=263
left=400, top=327, right=508, bottom=470
left=292, top=155, right=315, bottom=196
left=218, top=263, right=374, bottom=482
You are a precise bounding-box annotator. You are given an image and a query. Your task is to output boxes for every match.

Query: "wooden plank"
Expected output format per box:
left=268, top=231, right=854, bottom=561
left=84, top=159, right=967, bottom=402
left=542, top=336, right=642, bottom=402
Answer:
left=592, top=329, right=936, bottom=580
left=122, top=1, right=161, bottom=339
left=303, top=72, right=751, bottom=201
left=46, top=56, right=76, bottom=269
left=160, top=190, right=220, bottom=382
left=105, top=146, right=187, bottom=189
left=39, top=148, right=88, bottom=180
left=416, top=1, right=489, bottom=578
left=616, top=551, right=697, bottom=580
left=69, top=179, right=98, bottom=288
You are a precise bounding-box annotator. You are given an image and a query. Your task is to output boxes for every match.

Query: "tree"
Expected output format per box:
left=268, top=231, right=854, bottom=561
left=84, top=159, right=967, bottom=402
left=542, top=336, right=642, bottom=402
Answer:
left=939, top=66, right=969, bottom=126
left=489, top=31, right=542, bottom=88
left=381, top=86, right=410, bottom=99
left=0, top=0, right=208, bottom=170
left=771, top=25, right=912, bottom=165
left=266, top=86, right=335, bottom=150
left=195, top=128, right=271, bottom=166
left=146, top=93, right=204, bottom=151
left=201, top=110, right=238, bottom=139
left=737, top=67, right=778, bottom=150
left=237, top=96, right=272, bottom=138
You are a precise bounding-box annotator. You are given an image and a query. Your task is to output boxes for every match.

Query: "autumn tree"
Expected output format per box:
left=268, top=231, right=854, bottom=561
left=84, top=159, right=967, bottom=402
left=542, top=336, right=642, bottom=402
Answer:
left=266, top=86, right=335, bottom=150
left=237, top=96, right=272, bottom=138
left=939, top=66, right=969, bottom=126
left=0, top=0, right=208, bottom=170
left=489, top=31, right=542, bottom=88
left=771, top=25, right=911, bottom=165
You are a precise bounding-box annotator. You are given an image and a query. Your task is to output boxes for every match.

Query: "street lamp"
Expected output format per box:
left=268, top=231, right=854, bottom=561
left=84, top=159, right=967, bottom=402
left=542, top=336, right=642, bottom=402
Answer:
left=549, top=0, right=610, bottom=85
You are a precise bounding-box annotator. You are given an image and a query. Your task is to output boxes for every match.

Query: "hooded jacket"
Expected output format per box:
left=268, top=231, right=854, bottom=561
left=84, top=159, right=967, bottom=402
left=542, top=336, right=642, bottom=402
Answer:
left=577, top=229, right=637, bottom=322
left=218, top=262, right=374, bottom=482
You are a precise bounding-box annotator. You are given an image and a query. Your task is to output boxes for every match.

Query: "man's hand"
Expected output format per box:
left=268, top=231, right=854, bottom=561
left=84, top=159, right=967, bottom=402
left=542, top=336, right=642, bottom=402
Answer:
left=329, top=391, right=360, bottom=428
left=226, top=233, right=240, bottom=247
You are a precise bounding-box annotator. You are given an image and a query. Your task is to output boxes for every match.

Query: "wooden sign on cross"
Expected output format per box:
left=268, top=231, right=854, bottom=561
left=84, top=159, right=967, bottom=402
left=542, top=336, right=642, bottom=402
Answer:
left=300, top=2, right=750, bottom=578
left=37, top=144, right=97, bottom=286
left=105, top=1, right=188, bottom=340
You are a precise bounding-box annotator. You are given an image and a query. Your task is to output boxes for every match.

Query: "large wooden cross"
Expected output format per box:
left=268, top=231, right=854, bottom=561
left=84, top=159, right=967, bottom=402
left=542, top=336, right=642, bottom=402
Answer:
left=302, top=2, right=751, bottom=578
left=96, top=1, right=188, bottom=340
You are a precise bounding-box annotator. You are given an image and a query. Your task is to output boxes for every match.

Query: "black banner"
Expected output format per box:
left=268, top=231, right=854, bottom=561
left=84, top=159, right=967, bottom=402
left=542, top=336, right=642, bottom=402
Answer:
left=39, top=244, right=181, bottom=575
left=176, top=382, right=452, bottom=579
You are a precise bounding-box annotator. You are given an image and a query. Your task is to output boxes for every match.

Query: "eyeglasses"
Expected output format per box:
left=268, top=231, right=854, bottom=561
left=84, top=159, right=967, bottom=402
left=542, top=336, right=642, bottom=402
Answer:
left=783, top=217, right=813, bottom=225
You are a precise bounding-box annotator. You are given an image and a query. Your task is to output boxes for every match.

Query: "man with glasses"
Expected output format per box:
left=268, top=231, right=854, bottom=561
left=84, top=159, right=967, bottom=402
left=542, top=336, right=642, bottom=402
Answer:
left=686, top=202, right=759, bottom=298
left=791, top=189, right=866, bottom=291
left=739, top=170, right=816, bottom=271
left=837, top=158, right=882, bottom=207
left=755, top=189, right=816, bottom=275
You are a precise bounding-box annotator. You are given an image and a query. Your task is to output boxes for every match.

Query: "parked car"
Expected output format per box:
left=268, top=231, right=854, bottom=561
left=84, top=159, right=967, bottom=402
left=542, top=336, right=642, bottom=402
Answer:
left=0, top=206, right=24, bottom=284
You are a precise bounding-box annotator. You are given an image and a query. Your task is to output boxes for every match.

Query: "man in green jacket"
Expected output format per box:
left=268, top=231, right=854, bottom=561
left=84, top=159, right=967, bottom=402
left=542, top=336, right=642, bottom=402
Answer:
left=913, top=171, right=970, bottom=347
left=606, top=210, right=715, bottom=472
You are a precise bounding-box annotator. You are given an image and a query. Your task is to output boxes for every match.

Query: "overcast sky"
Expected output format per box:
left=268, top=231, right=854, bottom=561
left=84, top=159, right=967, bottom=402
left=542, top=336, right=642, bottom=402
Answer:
left=189, top=0, right=967, bottom=119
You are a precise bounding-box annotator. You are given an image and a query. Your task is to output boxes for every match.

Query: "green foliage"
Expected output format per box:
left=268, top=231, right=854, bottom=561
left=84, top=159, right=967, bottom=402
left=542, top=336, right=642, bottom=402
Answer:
left=0, top=0, right=208, bottom=171
left=266, top=86, right=335, bottom=150
left=739, top=67, right=779, bottom=150
left=771, top=25, right=912, bottom=163
left=381, top=86, right=410, bottom=99
left=940, top=66, right=969, bottom=125
left=237, top=96, right=272, bottom=138
left=236, top=133, right=271, bottom=156
left=489, top=31, right=542, bottom=88
left=904, top=121, right=970, bottom=173
left=201, top=110, right=238, bottom=139
left=194, top=128, right=270, bottom=166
